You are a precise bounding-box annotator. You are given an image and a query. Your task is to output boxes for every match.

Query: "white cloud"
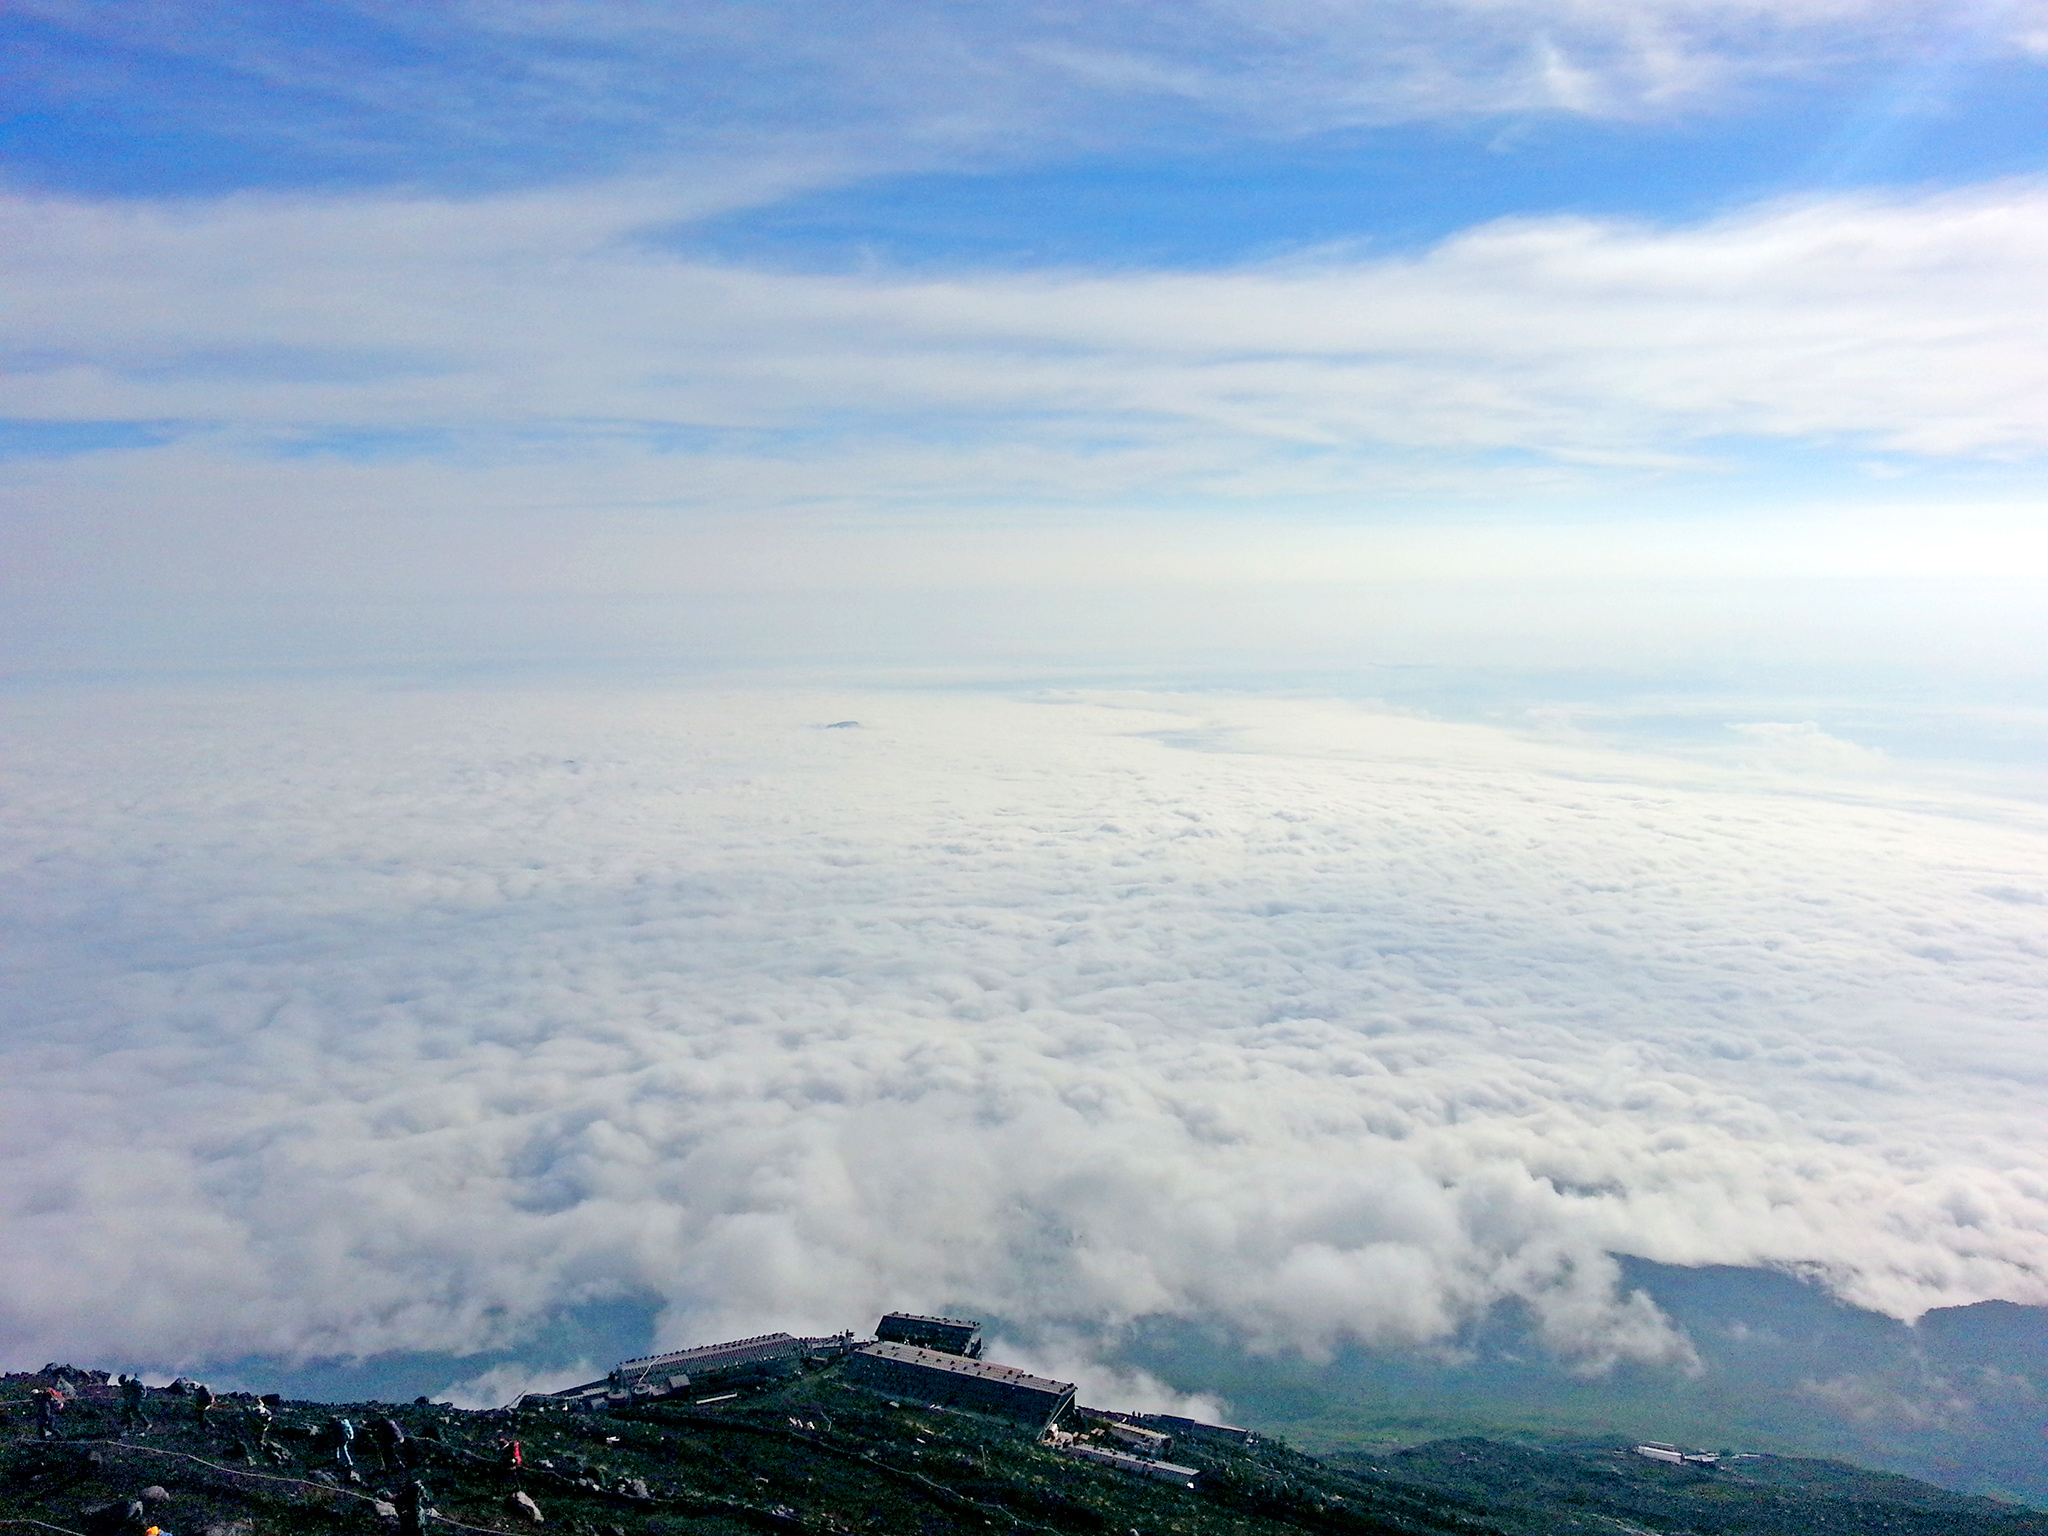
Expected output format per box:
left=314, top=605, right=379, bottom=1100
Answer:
left=6, top=178, right=2048, bottom=610
left=17, top=178, right=2048, bottom=463
left=1724, top=721, right=1889, bottom=774
left=3, top=684, right=2046, bottom=1385
left=434, top=1358, right=601, bottom=1412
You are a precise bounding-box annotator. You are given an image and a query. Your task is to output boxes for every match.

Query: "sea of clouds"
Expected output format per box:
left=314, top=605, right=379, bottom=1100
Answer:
left=4, top=683, right=2045, bottom=1400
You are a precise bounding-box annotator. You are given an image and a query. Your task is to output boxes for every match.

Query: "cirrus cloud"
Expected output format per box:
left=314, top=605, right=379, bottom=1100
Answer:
left=11, top=0, right=2047, bottom=175
left=6, top=176, right=2048, bottom=617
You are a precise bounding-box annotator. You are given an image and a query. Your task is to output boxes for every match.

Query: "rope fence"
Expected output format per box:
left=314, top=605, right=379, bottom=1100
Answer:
left=11, top=1419, right=876, bottom=1536
left=30, top=1444, right=531, bottom=1536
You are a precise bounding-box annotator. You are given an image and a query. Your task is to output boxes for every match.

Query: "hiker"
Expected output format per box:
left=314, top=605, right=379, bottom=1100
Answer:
left=33, top=1385, right=65, bottom=1440
left=118, top=1375, right=152, bottom=1436
left=243, top=1400, right=281, bottom=1464
left=366, top=1417, right=409, bottom=1482
left=191, top=1382, right=215, bottom=1428
left=396, top=1479, right=430, bottom=1536
left=497, top=1438, right=522, bottom=1488
left=324, top=1415, right=359, bottom=1478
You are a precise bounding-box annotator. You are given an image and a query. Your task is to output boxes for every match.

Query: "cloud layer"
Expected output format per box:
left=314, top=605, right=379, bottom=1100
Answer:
left=4, top=685, right=2045, bottom=1382
left=7, top=177, right=2048, bottom=615
left=12, top=178, right=2048, bottom=462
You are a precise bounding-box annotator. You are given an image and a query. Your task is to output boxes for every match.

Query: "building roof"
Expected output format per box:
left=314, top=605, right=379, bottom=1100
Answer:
left=1057, top=1443, right=1201, bottom=1483
left=616, top=1333, right=804, bottom=1375
left=878, top=1312, right=980, bottom=1330
left=853, top=1341, right=1072, bottom=1397
left=1134, top=1412, right=1253, bottom=1440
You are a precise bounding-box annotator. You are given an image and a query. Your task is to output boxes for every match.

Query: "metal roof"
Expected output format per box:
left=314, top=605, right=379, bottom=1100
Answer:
left=853, top=1341, right=1071, bottom=1397
left=616, top=1333, right=803, bottom=1374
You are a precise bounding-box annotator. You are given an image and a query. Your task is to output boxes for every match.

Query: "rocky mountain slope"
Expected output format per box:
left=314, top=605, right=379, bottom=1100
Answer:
left=7, top=1362, right=2045, bottom=1536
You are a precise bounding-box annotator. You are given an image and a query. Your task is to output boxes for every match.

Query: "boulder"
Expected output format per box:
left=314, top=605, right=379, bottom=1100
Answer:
left=506, top=1492, right=544, bottom=1525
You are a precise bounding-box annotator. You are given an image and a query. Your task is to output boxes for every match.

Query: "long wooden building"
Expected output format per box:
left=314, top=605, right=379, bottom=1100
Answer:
left=846, top=1342, right=1075, bottom=1429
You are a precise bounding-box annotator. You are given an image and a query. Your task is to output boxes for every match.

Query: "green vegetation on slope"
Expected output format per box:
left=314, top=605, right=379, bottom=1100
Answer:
left=7, top=1362, right=2045, bottom=1536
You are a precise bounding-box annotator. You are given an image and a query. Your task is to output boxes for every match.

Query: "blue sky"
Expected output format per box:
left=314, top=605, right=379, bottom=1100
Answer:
left=8, top=3, right=2045, bottom=204
left=4, top=1, right=2048, bottom=677
left=8, top=4, right=2043, bottom=212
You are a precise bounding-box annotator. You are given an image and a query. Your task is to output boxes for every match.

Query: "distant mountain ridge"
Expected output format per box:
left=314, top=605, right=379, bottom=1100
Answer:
left=1120, top=1261, right=2048, bottom=1506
